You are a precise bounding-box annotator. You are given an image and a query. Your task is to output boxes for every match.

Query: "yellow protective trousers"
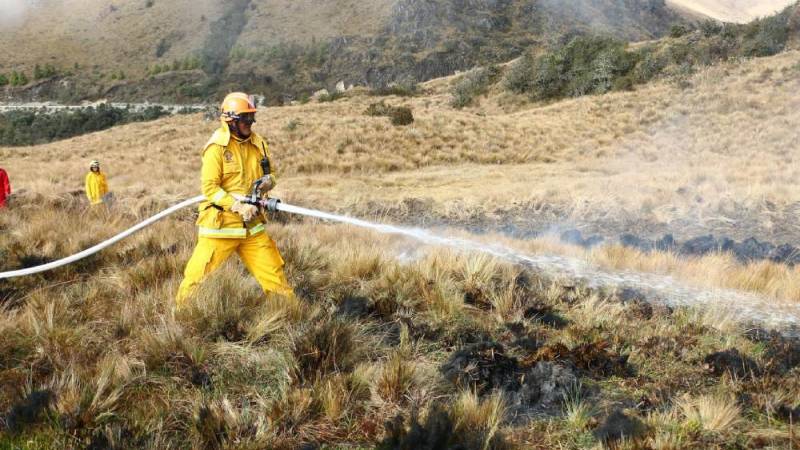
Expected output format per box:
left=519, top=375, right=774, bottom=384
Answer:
left=176, top=232, right=294, bottom=308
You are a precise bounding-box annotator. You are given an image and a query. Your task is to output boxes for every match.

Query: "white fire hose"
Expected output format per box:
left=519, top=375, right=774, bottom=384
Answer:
left=0, top=195, right=206, bottom=279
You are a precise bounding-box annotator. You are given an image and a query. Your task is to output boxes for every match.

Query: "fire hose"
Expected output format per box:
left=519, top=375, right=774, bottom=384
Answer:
left=0, top=195, right=283, bottom=280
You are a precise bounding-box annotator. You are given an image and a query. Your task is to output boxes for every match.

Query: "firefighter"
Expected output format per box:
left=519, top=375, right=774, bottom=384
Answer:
left=0, top=167, right=10, bottom=208
left=85, top=160, right=109, bottom=205
left=176, top=92, right=294, bottom=308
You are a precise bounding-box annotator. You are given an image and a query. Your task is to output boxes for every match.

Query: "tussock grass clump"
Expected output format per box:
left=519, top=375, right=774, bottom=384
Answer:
left=364, top=101, right=414, bottom=126
left=179, top=269, right=266, bottom=342
left=290, top=315, right=364, bottom=384
left=379, top=395, right=509, bottom=450
left=374, top=351, right=417, bottom=404
left=190, top=396, right=273, bottom=449
left=135, top=317, right=211, bottom=387
left=676, top=394, right=741, bottom=433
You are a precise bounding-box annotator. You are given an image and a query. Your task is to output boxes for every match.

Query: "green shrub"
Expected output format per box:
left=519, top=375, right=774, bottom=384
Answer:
left=632, top=47, right=667, bottom=83
left=667, top=41, right=692, bottom=65
left=450, top=66, right=500, bottom=109
left=285, top=119, right=301, bottom=131
left=498, top=4, right=796, bottom=103
left=742, top=13, right=790, bottom=57
left=669, top=24, right=690, bottom=38
left=370, top=80, right=419, bottom=97
left=390, top=107, right=414, bottom=126
left=503, top=53, right=535, bottom=95
left=529, top=36, right=639, bottom=100
left=364, top=102, right=414, bottom=126
left=694, top=35, right=737, bottom=64
left=0, top=74, right=8, bottom=86
left=0, top=105, right=171, bottom=146
left=365, top=101, right=394, bottom=117
left=318, top=91, right=344, bottom=102
left=9, top=70, right=29, bottom=86
left=33, top=64, right=58, bottom=80
left=700, top=20, right=723, bottom=37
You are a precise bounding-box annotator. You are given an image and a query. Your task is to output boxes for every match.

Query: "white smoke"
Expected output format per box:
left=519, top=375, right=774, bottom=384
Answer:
left=0, top=0, right=30, bottom=29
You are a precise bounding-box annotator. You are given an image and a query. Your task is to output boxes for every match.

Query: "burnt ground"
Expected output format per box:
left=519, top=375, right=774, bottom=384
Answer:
left=562, top=230, right=800, bottom=266
left=346, top=198, right=800, bottom=266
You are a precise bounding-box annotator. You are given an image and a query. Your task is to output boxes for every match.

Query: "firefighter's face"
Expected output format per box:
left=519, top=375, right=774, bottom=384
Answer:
left=236, top=113, right=255, bottom=137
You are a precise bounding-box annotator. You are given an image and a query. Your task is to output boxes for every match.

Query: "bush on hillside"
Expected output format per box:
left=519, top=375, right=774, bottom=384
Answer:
left=450, top=65, right=500, bottom=109
left=7, top=70, right=29, bottom=86
left=498, top=3, right=798, bottom=103
left=390, top=107, right=414, bottom=126
left=0, top=105, right=172, bottom=146
left=700, top=19, right=724, bottom=38
left=503, top=53, right=536, bottom=95
left=370, top=80, right=419, bottom=97
left=365, top=101, right=394, bottom=117
left=504, top=36, right=639, bottom=101
left=317, top=91, right=345, bottom=103
left=364, top=101, right=414, bottom=126
left=632, top=46, right=668, bottom=83
left=33, top=64, right=58, bottom=80
left=669, top=24, right=690, bottom=38
left=742, top=12, right=791, bottom=57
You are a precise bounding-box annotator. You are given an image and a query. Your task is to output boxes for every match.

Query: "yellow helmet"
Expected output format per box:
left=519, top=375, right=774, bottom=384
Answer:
left=90, top=160, right=100, bottom=168
left=220, top=92, right=257, bottom=122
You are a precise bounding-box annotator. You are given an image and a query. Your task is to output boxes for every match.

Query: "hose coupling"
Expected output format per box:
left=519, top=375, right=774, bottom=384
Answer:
left=265, top=198, right=281, bottom=213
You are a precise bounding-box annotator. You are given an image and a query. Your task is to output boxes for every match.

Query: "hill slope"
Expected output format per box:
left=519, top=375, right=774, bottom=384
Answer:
left=0, top=0, right=686, bottom=103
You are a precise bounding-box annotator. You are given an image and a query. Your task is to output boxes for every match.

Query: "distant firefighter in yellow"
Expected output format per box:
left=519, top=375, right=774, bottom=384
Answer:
left=176, top=92, right=295, bottom=307
left=85, top=160, right=109, bottom=205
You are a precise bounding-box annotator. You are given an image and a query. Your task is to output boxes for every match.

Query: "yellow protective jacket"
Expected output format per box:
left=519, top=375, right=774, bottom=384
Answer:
left=196, top=124, right=275, bottom=239
left=85, top=172, right=108, bottom=205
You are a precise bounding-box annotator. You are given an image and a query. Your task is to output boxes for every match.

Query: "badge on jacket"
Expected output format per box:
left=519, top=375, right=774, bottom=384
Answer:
left=224, top=150, right=234, bottom=162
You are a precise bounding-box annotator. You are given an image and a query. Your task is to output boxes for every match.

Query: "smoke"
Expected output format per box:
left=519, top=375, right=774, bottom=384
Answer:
left=278, top=202, right=800, bottom=335
left=0, top=0, right=29, bottom=29
left=538, top=0, right=677, bottom=41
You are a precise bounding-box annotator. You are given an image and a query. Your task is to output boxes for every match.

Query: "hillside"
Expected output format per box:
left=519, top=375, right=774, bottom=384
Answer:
left=0, top=0, right=686, bottom=103
left=668, top=0, right=797, bottom=22
left=2, top=42, right=800, bottom=448
left=3, top=47, right=800, bottom=296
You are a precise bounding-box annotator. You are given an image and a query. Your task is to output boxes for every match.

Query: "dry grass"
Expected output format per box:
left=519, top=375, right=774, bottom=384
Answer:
left=3, top=42, right=800, bottom=449
left=4, top=51, right=800, bottom=253
left=676, top=393, right=742, bottom=433
left=1, top=195, right=799, bottom=448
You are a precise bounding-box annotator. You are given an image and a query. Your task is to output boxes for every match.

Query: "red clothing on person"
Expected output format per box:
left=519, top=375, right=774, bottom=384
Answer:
left=0, top=168, right=9, bottom=208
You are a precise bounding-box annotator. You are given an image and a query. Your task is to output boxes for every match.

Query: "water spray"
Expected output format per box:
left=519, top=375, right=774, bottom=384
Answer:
left=1, top=196, right=799, bottom=335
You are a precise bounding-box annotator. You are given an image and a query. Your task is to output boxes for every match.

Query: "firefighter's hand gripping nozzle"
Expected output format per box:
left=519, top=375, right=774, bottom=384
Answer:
left=245, top=156, right=281, bottom=214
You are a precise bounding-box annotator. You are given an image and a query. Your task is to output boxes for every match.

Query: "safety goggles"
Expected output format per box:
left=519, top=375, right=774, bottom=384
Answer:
left=238, top=113, right=256, bottom=125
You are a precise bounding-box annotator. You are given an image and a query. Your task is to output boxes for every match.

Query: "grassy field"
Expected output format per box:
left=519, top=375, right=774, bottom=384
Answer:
left=2, top=45, right=800, bottom=448
left=2, top=195, right=800, bottom=448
